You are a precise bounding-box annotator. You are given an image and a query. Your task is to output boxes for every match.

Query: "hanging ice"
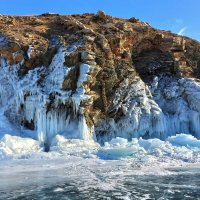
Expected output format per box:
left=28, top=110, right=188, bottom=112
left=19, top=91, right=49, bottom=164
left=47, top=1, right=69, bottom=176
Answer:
left=96, top=76, right=200, bottom=143
left=0, top=42, right=93, bottom=150
left=1, top=39, right=200, bottom=148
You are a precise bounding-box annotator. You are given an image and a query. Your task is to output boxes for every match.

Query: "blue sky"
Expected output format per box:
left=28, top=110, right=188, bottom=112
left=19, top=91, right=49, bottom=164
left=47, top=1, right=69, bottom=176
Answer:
left=0, top=0, right=199, bottom=41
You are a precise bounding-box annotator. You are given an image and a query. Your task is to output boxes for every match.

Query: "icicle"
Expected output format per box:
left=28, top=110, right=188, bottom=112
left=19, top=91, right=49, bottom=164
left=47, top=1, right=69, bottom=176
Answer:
left=77, top=63, right=90, bottom=88
left=27, top=45, right=33, bottom=59
left=78, top=115, right=93, bottom=141
left=71, top=96, right=81, bottom=116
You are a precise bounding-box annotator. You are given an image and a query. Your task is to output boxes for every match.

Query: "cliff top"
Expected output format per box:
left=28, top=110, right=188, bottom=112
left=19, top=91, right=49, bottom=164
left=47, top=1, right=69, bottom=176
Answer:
left=0, top=11, right=199, bottom=76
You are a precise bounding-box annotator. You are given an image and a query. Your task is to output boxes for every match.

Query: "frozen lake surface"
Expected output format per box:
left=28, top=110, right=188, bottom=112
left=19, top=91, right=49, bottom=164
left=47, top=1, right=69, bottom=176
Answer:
left=0, top=158, right=200, bottom=200
left=1, top=132, right=200, bottom=199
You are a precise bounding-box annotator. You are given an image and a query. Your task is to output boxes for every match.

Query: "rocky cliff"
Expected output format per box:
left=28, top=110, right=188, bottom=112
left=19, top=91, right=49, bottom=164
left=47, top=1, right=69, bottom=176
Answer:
left=0, top=11, right=200, bottom=149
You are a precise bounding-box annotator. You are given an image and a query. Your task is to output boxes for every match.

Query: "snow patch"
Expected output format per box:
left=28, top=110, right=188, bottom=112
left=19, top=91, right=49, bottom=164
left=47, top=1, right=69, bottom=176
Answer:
left=0, top=134, right=41, bottom=159
left=27, top=45, right=33, bottom=59
left=0, top=34, right=8, bottom=46
left=53, top=187, right=64, bottom=192
left=77, top=63, right=90, bottom=88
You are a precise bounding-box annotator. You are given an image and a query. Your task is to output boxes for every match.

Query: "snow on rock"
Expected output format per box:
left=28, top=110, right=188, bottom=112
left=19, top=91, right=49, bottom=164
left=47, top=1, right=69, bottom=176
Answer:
left=0, top=34, right=8, bottom=46
left=27, top=45, right=33, bottom=59
left=77, top=63, right=90, bottom=88
left=96, top=78, right=167, bottom=143
left=1, top=13, right=200, bottom=155
left=44, top=47, right=69, bottom=93
left=96, top=76, right=200, bottom=143
left=0, top=42, right=93, bottom=149
left=71, top=63, right=90, bottom=116
left=1, top=47, right=200, bottom=149
left=0, top=29, right=200, bottom=152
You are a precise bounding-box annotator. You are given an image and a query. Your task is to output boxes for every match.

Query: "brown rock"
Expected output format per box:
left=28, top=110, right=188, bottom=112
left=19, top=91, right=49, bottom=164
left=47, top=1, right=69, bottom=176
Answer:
left=0, top=13, right=200, bottom=131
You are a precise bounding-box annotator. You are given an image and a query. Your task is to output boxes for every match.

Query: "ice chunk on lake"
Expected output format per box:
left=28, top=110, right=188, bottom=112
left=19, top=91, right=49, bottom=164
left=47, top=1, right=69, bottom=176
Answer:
left=98, top=134, right=200, bottom=161
left=98, top=137, right=145, bottom=159
left=51, top=135, right=99, bottom=157
left=0, top=134, right=41, bottom=159
left=166, top=133, right=200, bottom=148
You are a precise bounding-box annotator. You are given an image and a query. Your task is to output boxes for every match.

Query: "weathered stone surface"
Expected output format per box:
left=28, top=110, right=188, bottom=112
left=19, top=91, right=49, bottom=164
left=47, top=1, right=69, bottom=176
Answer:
left=0, top=12, right=200, bottom=142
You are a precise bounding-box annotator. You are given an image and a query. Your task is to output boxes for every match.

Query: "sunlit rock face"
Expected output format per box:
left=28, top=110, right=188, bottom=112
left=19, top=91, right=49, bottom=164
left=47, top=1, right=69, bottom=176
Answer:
left=0, top=12, right=200, bottom=146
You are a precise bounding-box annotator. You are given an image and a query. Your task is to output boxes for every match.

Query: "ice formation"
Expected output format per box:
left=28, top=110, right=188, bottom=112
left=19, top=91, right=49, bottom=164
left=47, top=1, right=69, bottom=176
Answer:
left=1, top=43, right=200, bottom=149
left=1, top=133, right=200, bottom=166
left=0, top=43, right=93, bottom=150
left=98, top=134, right=200, bottom=161
left=0, top=38, right=200, bottom=152
left=27, top=46, right=33, bottom=59
left=96, top=76, right=200, bottom=143
left=1, top=46, right=200, bottom=148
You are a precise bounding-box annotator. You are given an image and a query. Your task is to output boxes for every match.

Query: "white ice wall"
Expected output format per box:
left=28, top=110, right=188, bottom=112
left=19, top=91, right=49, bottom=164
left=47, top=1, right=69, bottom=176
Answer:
left=0, top=43, right=93, bottom=147
left=1, top=42, right=200, bottom=146
left=97, top=76, right=200, bottom=143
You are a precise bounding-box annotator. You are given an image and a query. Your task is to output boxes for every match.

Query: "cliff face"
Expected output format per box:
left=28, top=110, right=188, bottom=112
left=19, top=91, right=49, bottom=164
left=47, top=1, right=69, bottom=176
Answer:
left=0, top=11, right=200, bottom=148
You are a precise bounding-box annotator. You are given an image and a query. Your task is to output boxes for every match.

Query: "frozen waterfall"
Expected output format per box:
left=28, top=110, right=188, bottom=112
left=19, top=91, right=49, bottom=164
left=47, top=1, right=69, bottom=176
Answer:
left=96, top=76, right=200, bottom=143
left=0, top=44, right=93, bottom=150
